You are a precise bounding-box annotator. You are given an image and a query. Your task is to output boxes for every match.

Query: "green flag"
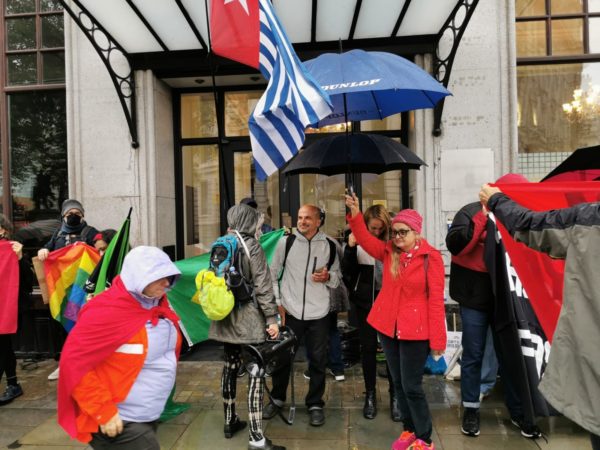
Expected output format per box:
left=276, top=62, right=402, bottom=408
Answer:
left=93, top=208, right=132, bottom=295
left=167, top=228, right=285, bottom=345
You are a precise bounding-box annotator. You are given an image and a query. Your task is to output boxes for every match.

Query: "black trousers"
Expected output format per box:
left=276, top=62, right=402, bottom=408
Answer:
left=591, top=432, right=600, bottom=450
left=354, top=304, right=392, bottom=393
left=0, top=334, right=17, bottom=384
left=270, top=314, right=329, bottom=408
left=379, top=335, right=432, bottom=442
left=90, top=421, right=159, bottom=450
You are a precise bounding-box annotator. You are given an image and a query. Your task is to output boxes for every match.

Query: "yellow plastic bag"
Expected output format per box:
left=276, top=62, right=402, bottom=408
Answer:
left=193, top=269, right=235, bottom=320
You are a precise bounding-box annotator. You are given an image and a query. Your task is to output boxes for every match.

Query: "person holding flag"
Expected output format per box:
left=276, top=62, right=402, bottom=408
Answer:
left=446, top=173, right=541, bottom=439
left=37, top=198, right=99, bottom=381
left=479, top=184, right=600, bottom=450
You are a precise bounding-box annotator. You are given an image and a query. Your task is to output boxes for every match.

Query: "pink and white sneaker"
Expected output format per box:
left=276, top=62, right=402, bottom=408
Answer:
left=391, top=431, right=416, bottom=450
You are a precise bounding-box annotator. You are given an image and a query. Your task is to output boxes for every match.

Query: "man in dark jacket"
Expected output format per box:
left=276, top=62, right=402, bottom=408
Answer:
left=446, top=174, right=540, bottom=439
left=479, top=183, right=600, bottom=450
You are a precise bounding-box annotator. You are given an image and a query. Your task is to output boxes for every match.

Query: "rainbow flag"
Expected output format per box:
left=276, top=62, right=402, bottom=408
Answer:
left=44, top=242, right=101, bottom=331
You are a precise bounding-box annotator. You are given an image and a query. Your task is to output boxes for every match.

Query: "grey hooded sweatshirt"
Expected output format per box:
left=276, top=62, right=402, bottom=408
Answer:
left=270, top=230, right=341, bottom=321
left=208, top=204, right=278, bottom=344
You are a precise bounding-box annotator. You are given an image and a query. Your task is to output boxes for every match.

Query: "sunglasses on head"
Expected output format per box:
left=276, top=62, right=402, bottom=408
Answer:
left=391, top=228, right=412, bottom=238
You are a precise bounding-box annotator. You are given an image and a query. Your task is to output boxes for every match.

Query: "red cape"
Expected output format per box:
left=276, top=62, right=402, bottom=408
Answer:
left=0, top=241, right=19, bottom=334
left=57, top=276, right=180, bottom=439
left=491, top=181, right=600, bottom=341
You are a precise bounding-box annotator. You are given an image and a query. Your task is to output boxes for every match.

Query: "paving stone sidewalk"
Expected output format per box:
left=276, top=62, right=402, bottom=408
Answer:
left=0, top=359, right=591, bottom=449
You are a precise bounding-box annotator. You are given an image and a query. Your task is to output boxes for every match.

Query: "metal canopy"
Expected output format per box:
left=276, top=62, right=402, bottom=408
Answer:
left=59, top=0, right=480, bottom=147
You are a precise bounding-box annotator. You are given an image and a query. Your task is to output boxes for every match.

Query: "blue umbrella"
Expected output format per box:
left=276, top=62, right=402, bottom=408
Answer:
left=304, top=49, right=451, bottom=127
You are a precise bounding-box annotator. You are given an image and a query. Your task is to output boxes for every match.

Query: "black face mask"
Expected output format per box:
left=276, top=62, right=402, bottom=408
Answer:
left=66, top=214, right=82, bottom=226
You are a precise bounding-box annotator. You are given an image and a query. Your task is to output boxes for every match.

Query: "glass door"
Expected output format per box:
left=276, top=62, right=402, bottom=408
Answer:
left=181, top=144, right=220, bottom=258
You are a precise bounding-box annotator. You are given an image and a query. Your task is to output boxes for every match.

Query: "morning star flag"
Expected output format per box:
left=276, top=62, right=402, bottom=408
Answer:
left=210, top=0, right=332, bottom=181
left=167, top=228, right=284, bottom=344
left=44, top=243, right=101, bottom=331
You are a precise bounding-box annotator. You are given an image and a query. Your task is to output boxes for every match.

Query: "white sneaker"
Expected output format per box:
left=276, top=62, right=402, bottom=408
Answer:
left=48, top=367, right=59, bottom=381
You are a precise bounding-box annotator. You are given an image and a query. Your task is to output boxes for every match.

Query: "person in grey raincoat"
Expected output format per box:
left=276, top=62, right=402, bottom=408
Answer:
left=479, top=184, right=600, bottom=450
left=208, top=204, right=284, bottom=450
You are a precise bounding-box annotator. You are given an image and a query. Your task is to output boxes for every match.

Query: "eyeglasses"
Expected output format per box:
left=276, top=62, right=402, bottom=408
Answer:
left=391, top=228, right=412, bottom=238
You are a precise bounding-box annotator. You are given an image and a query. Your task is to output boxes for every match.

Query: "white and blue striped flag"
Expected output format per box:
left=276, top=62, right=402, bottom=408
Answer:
left=249, top=0, right=332, bottom=181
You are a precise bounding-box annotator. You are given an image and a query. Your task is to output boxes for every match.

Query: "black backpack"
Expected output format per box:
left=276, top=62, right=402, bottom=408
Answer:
left=208, top=230, right=255, bottom=305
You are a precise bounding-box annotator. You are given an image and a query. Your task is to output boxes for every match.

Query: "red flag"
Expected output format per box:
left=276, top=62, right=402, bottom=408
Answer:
left=491, top=181, right=600, bottom=341
left=210, top=0, right=260, bottom=69
left=0, top=240, right=19, bottom=334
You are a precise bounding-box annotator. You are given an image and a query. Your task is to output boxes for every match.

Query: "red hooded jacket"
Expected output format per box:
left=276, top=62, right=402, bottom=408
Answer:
left=348, top=213, right=446, bottom=351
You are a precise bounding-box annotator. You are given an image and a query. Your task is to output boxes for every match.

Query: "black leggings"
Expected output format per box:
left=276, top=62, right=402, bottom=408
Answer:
left=222, top=343, right=265, bottom=442
left=0, top=335, right=17, bottom=385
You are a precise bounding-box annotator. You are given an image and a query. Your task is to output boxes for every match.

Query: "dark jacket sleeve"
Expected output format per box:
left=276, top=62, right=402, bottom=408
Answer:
left=487, top=193, right=592, bottom=259
left=341, top=244, right=359, bottom=290
left=446, top=202, right=485, bottom=256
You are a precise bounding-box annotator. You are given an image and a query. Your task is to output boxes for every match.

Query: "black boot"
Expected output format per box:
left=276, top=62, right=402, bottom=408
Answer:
left=390, top=395, right=402, bottom=422
left=363, top=391, right=377, bottom=419
left=224, top=416, right=247, bottom=438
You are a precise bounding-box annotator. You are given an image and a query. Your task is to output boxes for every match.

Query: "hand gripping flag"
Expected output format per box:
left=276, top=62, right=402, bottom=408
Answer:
left=210, top=0, right=332, bottom=181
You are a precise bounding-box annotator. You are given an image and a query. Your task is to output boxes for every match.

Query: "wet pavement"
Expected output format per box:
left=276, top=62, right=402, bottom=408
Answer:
left=0, top=358, right=592, bottom=449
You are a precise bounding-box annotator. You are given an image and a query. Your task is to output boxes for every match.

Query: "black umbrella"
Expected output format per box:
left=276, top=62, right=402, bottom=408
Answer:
left=282, top=134, right=426, bottom=176
left=14, top=219, right=61, bottom=247
left=541, top=145, right=600, bottom=182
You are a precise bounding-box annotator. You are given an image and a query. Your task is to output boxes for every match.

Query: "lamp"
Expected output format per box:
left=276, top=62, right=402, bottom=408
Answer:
left=562, top=85, right=600, bottom=122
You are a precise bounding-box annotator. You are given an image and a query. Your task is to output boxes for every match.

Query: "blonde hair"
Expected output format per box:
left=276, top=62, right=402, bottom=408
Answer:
left=363, top=204, right=391, bottom=241
left=389, top=230, right=421, bottom=279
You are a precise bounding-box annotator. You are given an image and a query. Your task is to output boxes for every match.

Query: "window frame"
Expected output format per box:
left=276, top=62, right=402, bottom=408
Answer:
left=516, top=0, right=600, bottom=64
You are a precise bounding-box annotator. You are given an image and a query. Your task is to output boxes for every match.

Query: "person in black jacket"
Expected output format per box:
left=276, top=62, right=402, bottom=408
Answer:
left=37, top=198, right=98, bottom=381
left=446, top=173, right=540, bottom=439
left=0, top=214, right=34, bottom=406
left=37, top=198, right=98, bottom=262
left=342, top=204, right=394, bottom=420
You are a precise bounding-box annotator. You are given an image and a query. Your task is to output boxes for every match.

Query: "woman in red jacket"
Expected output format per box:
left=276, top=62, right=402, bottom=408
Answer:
left=345, top=193, right=446, bottom=450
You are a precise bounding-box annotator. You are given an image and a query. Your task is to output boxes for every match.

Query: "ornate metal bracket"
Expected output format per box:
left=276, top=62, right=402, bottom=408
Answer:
left=432, top=0, right=480, bottom=137
left=59, top=0, right=139, bottom=148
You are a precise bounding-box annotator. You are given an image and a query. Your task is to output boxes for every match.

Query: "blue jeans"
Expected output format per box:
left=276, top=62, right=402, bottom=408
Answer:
left=379, top=334, right=431, bottom=442
left=480, top=326, right=498, bottom=395
left=460, top=306, right=521, bottom=417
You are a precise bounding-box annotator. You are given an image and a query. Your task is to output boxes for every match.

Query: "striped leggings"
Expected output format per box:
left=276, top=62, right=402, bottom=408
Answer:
left=222, top=343, right=265, bottom=443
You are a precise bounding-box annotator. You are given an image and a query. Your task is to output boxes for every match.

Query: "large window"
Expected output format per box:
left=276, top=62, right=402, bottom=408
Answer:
left=1, top=0, right=66, bottom=220
left=5, top=0, right=65, bottom=86
left=516, top=0, right=600, bottom=180
left=9, top=91, right=67, bottom=224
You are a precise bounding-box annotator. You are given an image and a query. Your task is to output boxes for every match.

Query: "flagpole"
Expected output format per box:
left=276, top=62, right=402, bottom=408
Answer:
left=204, top=0, right=232, bottom=229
